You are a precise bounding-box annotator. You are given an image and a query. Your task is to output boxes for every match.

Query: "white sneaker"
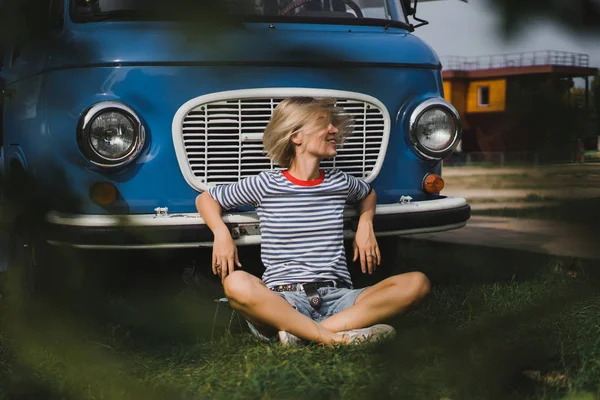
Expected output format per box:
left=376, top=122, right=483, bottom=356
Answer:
left=278, top=331, right=303, bottom=347
left=338, top=324, right=396, bottom=345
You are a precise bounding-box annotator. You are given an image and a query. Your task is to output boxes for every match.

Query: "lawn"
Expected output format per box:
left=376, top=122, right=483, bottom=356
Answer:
left=443, top=165, right=600, bottom=190
left=471, top=197, right=600, bottom=223
left=1, top=252, right=599, bottom=400
left=443, top=165, right=600, bottom=225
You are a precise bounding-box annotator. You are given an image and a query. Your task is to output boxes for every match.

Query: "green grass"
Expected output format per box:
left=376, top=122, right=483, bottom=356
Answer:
left=444, top=165, right=600, bottom=190
left=472, top=197, right=600, bottom=222
left=468, top=194, right=559, bottom=204
left=1, top=257, right=600, bottom=400
left=447, top=173, right=536, bottom=190
left=523, top=193, right=559, bottom=203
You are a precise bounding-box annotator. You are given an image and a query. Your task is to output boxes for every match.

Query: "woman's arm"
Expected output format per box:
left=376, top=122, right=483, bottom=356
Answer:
left=357, top=188, right=376, bottom=224
left=196, top=192, right=242, bottom=283
left=353, top=189, right=380, bottom=275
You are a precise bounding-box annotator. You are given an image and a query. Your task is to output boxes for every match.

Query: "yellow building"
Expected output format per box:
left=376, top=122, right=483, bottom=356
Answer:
left=441, top=51, right=597, bottom=154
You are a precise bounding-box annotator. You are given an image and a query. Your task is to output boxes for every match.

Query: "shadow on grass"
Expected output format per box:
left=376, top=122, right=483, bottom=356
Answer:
left=389, top=236, right=599, bottom=289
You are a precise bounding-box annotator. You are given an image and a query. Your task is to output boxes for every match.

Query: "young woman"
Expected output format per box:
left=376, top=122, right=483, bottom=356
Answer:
left=196, top=97, right=430, bottom=346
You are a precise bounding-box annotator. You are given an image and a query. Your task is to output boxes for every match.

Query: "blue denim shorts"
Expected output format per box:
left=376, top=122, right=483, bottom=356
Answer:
left=247, top=286, right=366, bottom=342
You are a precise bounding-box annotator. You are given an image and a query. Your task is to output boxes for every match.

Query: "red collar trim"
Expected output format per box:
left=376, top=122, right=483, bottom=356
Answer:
left=282, top=169, right=325, bottom=186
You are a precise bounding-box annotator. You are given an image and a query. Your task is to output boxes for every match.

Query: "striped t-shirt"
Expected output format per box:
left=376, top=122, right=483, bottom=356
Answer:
left=207, top=168, right=371, bottom=288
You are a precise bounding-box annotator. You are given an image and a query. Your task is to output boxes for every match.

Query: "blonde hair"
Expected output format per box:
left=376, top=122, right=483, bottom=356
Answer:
left=263, top=97, right=354, bottom=168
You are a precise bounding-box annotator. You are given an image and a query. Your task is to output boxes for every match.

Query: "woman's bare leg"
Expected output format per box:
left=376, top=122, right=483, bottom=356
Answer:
left=319, top=272, right=431, bottom=333
left=223, top=270, right=346, bottom=345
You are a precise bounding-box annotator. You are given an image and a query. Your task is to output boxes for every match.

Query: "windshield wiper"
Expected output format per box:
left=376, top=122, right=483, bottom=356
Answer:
left=243, top=15, right=411, bottom=30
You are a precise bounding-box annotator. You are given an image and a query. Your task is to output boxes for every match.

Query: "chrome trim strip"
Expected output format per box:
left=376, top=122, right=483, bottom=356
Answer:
left=47, top=222, right=468, bottom=250
left=46, top=197, right=468, bottom=227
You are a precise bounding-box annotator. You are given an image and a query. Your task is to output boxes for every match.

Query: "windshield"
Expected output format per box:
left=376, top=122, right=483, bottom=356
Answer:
left=72, top=0, right=408, bottom=25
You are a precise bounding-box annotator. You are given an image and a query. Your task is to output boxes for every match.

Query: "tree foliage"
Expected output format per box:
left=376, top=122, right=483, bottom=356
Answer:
left=486, top=0, right=600, bottom=37
left=0, top=0, right=242, bottom=49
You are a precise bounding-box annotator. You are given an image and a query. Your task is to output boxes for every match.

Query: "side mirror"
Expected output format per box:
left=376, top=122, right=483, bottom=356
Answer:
left=405, top=0, right=429, bottom=28
left=402, top=0, right=415, bottom=15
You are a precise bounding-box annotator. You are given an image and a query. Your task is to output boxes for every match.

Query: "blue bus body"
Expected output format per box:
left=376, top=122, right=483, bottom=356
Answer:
left=1, top=1, right=469, bottom=249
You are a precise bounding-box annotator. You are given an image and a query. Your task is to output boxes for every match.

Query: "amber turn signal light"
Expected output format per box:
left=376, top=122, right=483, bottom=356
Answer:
left=90, top=182, right=118, bottom=206
left=423, top=174, right=444, bottom=195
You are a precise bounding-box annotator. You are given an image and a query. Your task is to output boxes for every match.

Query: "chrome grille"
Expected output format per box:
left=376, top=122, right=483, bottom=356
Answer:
left=178, top=94, right=388, bottom=188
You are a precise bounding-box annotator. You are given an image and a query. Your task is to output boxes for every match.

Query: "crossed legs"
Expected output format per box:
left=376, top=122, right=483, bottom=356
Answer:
left=223, top=270, right=431, bottom=345
left=223, top=271, right=346, bottom=345
left=319, top=271, right=431, bottom=333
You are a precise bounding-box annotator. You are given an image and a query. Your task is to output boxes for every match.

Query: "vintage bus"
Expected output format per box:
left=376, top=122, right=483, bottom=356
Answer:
left=0, top=0, right=469, bottom=290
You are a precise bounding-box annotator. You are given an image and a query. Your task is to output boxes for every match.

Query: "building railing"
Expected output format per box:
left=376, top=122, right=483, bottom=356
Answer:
left=441, top=50, right=590, bottom=71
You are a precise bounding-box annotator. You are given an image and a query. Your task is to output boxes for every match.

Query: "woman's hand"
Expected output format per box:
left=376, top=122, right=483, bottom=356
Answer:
left=212, top=227, right=242, bottom=283
left=353, top=220, right=380, bottom=275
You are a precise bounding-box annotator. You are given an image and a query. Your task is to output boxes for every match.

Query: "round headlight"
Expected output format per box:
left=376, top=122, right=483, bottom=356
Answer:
left=89, top=112, right=136, bottom=159
left=78, top=102, right=145, bottom=168
left=409, top=98, right=461, bottom=160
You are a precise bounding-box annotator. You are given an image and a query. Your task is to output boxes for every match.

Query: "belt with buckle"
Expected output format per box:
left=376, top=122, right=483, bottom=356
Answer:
left=270, top=281, right=351, bottom=310
left=270, top=281, right=350, bottom=293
